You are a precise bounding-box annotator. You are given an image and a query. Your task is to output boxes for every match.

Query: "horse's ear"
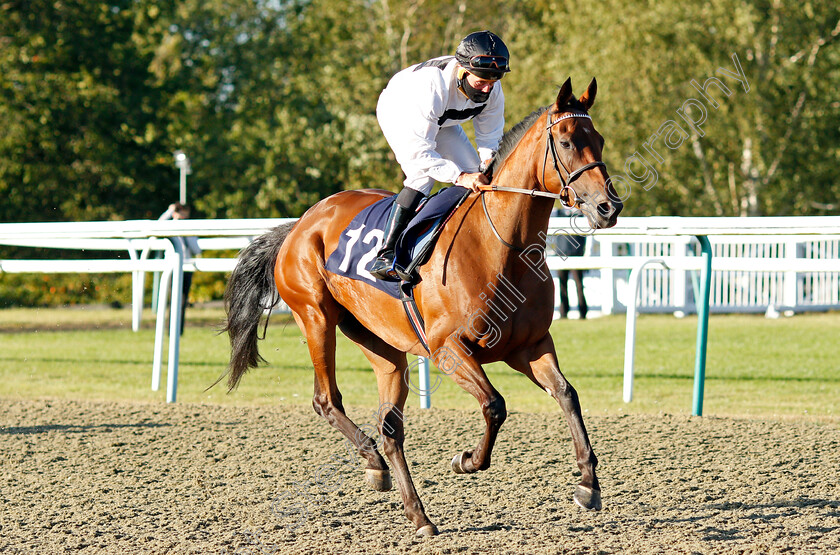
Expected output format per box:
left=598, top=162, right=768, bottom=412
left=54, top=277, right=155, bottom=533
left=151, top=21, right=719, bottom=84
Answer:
left=579, top=78, right=597, bottom=111
left=555, top=77, right=573, bottom=110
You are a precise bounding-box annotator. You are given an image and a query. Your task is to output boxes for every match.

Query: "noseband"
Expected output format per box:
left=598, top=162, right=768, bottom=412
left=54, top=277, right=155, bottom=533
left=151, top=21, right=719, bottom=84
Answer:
left=542, top=113, right=607, bottom=208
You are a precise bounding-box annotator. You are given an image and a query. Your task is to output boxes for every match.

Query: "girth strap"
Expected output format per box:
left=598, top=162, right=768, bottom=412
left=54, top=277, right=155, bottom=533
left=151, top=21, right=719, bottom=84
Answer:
left=400, top=282, right=431, bottom=355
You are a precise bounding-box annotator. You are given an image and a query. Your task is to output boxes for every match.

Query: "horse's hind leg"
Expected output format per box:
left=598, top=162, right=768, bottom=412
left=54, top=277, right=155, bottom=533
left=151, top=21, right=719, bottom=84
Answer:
left=558, top=269, right=571, bottom=318
left=506, top=333, right=601, bottom=510
left=339, top=317, right=438, bottom=536
left=291, top=306, right=390, bottom=480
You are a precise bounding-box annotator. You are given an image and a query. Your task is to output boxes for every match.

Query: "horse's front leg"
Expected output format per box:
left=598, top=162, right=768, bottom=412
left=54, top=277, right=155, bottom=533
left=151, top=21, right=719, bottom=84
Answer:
left=506, top=333, right=601, bottom=510
left=438, top=341, right=506, bottom=474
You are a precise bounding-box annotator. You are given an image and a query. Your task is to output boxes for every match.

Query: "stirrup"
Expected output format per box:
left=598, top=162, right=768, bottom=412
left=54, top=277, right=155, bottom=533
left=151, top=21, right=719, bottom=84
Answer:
left=369, top=252, right=399, bottom=281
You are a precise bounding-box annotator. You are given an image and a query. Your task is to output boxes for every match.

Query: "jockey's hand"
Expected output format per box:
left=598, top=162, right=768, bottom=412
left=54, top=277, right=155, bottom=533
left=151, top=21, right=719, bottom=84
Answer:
left=456, top=171, right=490, bottom=192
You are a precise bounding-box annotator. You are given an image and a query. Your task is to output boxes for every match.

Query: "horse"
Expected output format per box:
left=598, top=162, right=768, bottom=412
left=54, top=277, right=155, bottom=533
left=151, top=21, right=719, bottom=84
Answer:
left=223, top=77, right=622, bottom=536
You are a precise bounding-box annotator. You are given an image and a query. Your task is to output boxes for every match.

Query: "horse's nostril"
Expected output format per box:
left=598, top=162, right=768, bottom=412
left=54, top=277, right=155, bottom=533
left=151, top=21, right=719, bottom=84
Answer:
left=597, top=202, right=613, bottom=218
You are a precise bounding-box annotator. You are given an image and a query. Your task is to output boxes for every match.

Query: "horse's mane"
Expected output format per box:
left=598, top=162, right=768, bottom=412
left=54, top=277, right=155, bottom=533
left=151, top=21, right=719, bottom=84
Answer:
left=484, top=96, right=589, bottom=179
left=484, top=106, right=549, bottom=179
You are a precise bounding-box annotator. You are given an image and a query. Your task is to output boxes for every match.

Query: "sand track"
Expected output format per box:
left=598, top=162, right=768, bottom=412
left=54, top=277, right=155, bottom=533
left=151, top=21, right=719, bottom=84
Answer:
left=1, top=398, right=838, bottom=554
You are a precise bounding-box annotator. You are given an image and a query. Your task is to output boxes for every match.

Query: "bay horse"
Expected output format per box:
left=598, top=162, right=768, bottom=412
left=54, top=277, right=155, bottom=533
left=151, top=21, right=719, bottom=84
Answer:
left=223, top=78, right=622, bottom=536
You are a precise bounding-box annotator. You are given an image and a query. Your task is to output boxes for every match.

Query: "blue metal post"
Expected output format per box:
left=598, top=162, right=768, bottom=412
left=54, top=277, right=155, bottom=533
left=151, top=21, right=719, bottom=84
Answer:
left=693, top=236, right=712, bottom=416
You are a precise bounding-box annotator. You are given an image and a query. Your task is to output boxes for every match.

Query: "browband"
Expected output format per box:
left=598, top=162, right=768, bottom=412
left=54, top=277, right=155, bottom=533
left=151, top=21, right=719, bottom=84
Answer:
left=548, top=113, right=591, bottom=128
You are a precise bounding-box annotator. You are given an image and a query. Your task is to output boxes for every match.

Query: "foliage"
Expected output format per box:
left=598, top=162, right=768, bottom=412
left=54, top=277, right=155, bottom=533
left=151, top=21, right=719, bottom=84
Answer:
left=2, top=0, right=836, bottom=220
left=0, top=270, right=224, bottom=308
left=0, top=1, right=173, bottom=221
left=0, top=273, right=131, bottom=307
left=511, top=0, right=840, bottom=217
left=0, top=1, right=837, bottom=305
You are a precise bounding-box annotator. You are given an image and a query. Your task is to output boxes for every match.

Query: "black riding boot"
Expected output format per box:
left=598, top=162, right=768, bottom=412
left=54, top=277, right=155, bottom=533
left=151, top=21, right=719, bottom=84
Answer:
left=370, top=189, right=423, bottom=280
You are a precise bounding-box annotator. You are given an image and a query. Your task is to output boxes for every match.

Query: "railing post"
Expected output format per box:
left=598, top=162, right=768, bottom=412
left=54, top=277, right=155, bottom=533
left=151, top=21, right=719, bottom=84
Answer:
left=598, top=237, right=616, bottom=315
left=128, top=245, right=143, bottom=332
left=151, top=265, right=171, bottom=392
left=166, top=237, right=185, bottom=403
left=624, top=258, right=667, bottom=403
left=783, top=238, right=799, bottom=310
left=692, top=236, right=713, bottom=416
left=418, top=357, right=431, bottom=409
left=673, top=238, right=688, bottom=316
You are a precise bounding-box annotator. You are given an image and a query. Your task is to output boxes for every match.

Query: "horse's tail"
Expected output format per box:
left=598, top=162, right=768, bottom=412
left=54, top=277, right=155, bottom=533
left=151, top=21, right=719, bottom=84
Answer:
left=222, top=221, right=296, bottom=391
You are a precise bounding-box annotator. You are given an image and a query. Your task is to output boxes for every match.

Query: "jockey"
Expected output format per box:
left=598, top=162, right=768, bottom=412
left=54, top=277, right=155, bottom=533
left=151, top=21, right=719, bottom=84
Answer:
left=369, top=30, right=511, bottom=281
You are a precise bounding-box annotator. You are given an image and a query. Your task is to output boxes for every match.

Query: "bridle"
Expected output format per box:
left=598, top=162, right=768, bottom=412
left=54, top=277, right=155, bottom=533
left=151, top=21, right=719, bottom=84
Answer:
left=477, top=112, right=607, bottom=208
left=477, top=111, right=607, bottom=251
left=542, top=112, right=607, bottom=208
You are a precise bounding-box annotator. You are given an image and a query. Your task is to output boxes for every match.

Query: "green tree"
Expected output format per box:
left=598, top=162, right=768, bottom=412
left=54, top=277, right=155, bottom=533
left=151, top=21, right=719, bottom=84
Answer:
left=506, top=0, right=840, bottom=217
left=1, top=0, right=837, bottom=225
left=0, top=0, right=178, bottom=222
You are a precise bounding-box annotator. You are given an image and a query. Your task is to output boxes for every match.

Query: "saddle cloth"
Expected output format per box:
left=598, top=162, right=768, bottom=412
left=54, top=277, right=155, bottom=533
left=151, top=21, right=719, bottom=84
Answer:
left=324, top=186, right=471, bottom=299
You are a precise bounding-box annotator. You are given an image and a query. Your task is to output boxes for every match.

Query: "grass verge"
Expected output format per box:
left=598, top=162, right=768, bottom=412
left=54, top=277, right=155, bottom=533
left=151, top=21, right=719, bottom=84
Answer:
left=0, top=306, right=837, bottom=420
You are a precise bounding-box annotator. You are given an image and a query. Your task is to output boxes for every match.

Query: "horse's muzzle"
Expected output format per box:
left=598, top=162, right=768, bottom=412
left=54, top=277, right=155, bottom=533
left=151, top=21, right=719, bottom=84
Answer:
left=581, top=197, right=622, bottom=229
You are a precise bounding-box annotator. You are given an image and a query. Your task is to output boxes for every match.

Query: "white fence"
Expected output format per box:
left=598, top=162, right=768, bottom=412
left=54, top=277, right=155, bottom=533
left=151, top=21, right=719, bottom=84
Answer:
left=0, top=219, right=293, bottom=403
left=551, top=221, right=840, bottom=317
left=2, top=216, right=840, bottom=409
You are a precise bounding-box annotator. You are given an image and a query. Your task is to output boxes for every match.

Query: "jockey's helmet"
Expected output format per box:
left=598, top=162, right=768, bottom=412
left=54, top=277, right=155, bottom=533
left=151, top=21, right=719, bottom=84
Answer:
left=455, top=31, right=511, bottom=80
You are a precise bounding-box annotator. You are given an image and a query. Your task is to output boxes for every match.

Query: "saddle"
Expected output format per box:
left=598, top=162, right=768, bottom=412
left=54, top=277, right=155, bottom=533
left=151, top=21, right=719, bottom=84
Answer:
left=394, top=186, right=472, bottom=282
left=324, top=186, right=472, bottom=352
left=325, top=186, right=470, bottom=295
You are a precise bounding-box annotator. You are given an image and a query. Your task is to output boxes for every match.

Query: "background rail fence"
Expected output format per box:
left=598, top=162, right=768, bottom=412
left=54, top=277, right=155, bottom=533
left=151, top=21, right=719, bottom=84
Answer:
left=2, top=216, right=840, bottom=406
left=800, top=239, right=840, bottom=308
left=566, top=234, right=840, bottom=317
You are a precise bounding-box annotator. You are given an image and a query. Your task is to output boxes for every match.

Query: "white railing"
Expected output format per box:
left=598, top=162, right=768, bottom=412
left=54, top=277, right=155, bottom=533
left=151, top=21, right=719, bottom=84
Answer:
left=550, top=219, right=840, bottom=317
left=544, top=216, right=840, bottom=415
left=2, top=216, right=840, bottom=412
left=0, top=219, right=293, bottom=403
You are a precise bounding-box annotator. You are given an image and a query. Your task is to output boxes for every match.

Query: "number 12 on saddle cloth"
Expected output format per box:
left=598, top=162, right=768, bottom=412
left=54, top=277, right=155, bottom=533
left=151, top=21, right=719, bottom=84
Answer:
left=324, top=186, right=471, bottom=298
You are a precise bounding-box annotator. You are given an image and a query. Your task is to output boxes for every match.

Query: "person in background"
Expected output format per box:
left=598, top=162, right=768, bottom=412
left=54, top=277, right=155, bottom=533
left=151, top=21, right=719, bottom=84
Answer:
left=158, top=202, right=201, bottom=334
left=370, top=30, right=511, bottom=280
left=548, top=207, right=588, bottom=319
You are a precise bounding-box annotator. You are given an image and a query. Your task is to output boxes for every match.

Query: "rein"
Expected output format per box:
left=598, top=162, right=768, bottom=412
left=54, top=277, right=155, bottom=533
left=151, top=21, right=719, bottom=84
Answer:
left=480, top=192, right=526, bottom=252
left=477, top=111, right=607, bottom=251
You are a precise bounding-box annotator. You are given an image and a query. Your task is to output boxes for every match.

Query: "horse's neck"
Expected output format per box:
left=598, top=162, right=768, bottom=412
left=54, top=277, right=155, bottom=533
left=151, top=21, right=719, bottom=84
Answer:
left=456, top=152, right=553, bottom=281
left=436, top=120, right=554, bottom=283
left=485, top=147, right=553, bottom=253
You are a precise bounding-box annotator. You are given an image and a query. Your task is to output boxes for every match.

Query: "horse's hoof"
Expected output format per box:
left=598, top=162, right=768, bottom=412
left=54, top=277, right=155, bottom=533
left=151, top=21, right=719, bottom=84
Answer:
left=573, top=485, right=602, bottom=511
left=451, top=451, right=473, bottom=474
left=364, top=468, right=392, bottom=492
left=415, top=524, right=439, bottom=537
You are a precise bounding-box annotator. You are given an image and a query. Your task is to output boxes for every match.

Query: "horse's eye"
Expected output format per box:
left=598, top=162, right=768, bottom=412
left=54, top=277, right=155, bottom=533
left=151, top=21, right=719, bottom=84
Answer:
left=560, top=140, right=573, bottom=150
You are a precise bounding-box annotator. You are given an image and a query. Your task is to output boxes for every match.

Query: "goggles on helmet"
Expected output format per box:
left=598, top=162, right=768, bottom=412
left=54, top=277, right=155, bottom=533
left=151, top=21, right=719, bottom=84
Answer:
left=466, top=55, right=509, bottom=72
